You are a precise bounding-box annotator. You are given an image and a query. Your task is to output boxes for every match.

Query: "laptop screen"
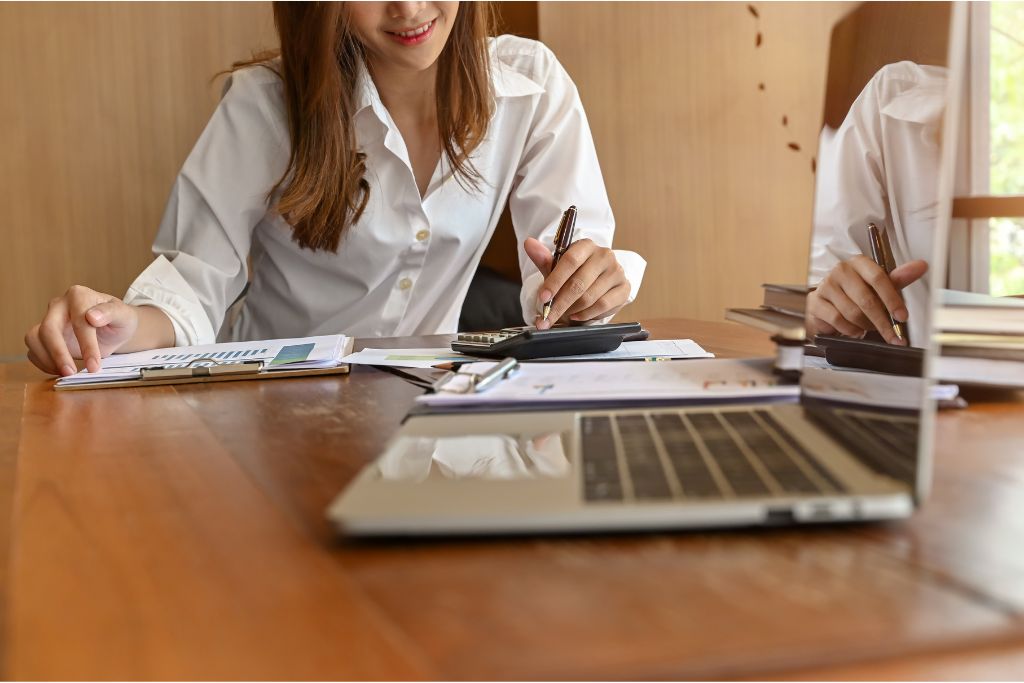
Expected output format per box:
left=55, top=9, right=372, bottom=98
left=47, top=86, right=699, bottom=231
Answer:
left=799, top=2, right=964, bottom=498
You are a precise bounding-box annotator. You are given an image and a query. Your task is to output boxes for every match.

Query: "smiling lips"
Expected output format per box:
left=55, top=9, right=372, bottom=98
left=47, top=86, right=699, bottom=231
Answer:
left=386, top=18, right=436, bottom=46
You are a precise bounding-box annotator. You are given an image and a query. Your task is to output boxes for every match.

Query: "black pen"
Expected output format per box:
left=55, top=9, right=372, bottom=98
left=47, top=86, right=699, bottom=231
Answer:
left=866, top=223, right=907, bottom=344
left=542, top=205, right=577, bottom=323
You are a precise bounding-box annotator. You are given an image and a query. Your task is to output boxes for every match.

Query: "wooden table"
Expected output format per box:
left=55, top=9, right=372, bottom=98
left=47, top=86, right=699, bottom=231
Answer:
left=1, top=318, right=1023, bottom=680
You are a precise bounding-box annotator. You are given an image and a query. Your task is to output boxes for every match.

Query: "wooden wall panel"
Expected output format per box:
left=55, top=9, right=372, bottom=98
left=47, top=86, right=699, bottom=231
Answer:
left=480, top=2, right=539, bottom=282
left=0, top=1, right=853, bottom=355
left=0, top=2, right=539, bottom=357
left=0, top=2, right=277, bottom=357
left=824, top=1, right=951, bottom=129
left=538, top=1, right=855, bottom=323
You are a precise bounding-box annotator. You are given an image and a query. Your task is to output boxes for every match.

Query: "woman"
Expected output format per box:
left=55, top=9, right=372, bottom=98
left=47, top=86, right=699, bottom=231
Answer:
left=807, top=61, right=945, bottom=347
left=25, top=2, right=646, bottom=376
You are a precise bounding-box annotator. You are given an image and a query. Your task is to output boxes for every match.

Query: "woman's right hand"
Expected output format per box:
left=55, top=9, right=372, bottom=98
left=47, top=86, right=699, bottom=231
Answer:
left=806, top=256, right=928, bottom=345
left=24, top=286, right=140, bottom=376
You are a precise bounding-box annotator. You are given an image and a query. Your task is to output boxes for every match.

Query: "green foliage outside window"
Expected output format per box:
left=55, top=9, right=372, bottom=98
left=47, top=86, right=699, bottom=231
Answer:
left=990, top=1, right=1024, bottom=295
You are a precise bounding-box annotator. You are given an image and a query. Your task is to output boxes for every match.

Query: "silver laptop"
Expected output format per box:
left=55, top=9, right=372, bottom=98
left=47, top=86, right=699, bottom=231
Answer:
left=328, top=2, right=967, bottom=536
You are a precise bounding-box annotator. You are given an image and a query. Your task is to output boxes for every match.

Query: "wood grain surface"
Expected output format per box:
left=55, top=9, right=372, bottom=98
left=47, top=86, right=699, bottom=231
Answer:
left=538, top=2, right=856, bottom=325
left=0, top=2, right=278, bottom=358
left=1, top=319, right=1023, bottom=680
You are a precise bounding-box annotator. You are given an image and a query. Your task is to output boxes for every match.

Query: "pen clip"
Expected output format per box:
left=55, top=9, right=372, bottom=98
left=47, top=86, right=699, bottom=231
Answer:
left=469, top=357, right=519, bottom=393
left=556, top=205, right=577, bottom=255
left=866, top=222, right=897, bottom=274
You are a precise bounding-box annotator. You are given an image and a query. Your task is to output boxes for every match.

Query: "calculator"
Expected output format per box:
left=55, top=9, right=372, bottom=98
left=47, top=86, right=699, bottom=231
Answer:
left=451, top=322, right=646, bottom=360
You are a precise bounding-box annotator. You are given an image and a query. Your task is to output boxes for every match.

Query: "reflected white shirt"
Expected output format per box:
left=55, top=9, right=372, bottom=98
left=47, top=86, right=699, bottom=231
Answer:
left=375, top=434, right=569, bottom=482
left=122, top=36, right=646, bottom=346
left=810, top=61, right=947, bottom=342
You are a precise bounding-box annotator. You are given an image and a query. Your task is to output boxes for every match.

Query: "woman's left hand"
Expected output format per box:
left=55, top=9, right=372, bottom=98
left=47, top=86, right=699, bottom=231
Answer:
left=524, top=237, right=631, bottom=330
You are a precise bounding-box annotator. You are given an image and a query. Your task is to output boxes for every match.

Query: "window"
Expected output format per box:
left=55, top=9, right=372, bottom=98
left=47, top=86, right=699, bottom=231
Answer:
left=989, top=1, right=1024, bottom=295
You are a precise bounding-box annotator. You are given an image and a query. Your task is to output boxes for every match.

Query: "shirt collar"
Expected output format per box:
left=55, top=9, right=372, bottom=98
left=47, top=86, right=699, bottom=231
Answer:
left=880, top=84, right=946, bottom=126
left=353, top=61, right=385, bottom=119
left=878, top=64, right=948, bottom=127
left=352, top=50, right=544, bottom=126
left=491, top=58, right=545, bottom=99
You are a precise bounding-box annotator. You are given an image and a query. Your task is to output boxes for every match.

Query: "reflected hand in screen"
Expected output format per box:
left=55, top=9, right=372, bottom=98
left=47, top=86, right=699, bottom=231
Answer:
left=807, top=256, right=928, bottom=345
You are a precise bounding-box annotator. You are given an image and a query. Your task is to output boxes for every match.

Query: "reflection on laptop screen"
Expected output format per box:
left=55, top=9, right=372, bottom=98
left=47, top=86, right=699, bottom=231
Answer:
left=801, top=2, right=962, bottom=497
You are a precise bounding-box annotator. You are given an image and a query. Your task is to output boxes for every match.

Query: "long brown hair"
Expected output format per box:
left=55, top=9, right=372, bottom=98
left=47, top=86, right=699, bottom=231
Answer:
left=235, top=2, right=495, bottom=252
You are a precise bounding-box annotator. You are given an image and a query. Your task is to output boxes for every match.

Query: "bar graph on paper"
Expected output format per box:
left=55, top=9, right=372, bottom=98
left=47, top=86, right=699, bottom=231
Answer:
left=150, top=349, right=269, bottom=362
left=98, top=338, right=327, bottom=372
left=105, top=348, right=272, bottom=369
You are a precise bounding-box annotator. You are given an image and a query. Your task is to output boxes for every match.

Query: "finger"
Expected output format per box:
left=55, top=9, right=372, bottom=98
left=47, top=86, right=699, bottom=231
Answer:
left=819, top=281, right=873, bottom=332
left=27, top=349, right=64, bottom=376
left=570, top=283, right=630, bottom=322
left=538, top=239, right=597, bottom=305
left=807, top=295, right=866, bottom=339
left=838, top=272, right=904, bottom=344
left=85, top=300, right=135, bottom=354
left=889, top=259, right=929, bottom=290
left=565, top=260, right=624, bottom=317
left=850, top=257, right=909, bottom=323
left=545, top=251, right=607, bottom=326
left=38, top=300, right=79, bottom=377
left=84, top=300, right=129, bottom=330
left=523, top=237, right=553, bottom=277
left=24, top=326, right=61, bottom=375
left=71, top=316, right=102, bottom=373
left=807, top=317, right=839, bottom=337
left=805, top=292, right=839, bottom=337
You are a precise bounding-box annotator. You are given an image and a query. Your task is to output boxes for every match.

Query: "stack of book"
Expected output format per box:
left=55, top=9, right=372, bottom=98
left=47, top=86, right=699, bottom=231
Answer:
left=725, top=284, right=810, bottom=378
left=933, top=289, right=1024, bottom=388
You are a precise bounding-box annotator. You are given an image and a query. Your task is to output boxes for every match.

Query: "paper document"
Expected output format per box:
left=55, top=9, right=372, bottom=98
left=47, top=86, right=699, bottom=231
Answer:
left=802, top=356, right=959, bottom=403
left=56, top=335, right=351, bottom=387
left=419, top=357, right=797, bottom=409
left=342, top=339, right=713, bottom=369
left=801, top=366, right=931, bottom=410
left=341, top=348, right=477, bottom=369
left=542, top=339, right=713, bottom=361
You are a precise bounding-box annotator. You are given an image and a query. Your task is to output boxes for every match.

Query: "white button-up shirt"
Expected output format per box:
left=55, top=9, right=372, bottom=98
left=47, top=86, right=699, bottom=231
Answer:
left=810, top=61, right=947, bottom=342
left=124, top=36, right=646, bottom=346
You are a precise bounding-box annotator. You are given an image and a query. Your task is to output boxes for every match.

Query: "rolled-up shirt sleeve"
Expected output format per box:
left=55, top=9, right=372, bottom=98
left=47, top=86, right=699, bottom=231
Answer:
left=508, top=45, right=646, bottom=324
left=123, top=66, right=288, bottom=346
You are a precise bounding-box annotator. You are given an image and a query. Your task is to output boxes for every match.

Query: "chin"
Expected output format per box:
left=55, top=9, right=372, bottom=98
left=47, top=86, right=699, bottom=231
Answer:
left=389, top=50, right=445, bottom=72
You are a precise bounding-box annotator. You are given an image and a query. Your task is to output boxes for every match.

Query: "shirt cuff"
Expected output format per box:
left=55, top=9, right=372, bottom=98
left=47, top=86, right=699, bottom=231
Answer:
left=519, top=249, right=647, bottom=325
left=122, top=255, right=217, bottom=347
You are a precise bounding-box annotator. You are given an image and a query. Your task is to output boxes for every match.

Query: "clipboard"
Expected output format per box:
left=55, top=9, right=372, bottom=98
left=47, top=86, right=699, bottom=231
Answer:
left=54, top=338, right=355, bottom=391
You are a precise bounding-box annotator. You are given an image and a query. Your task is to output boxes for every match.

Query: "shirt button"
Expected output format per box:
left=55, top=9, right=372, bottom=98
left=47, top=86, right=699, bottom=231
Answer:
left=398, top=277, right=413, bottom=291
left=415, top=229, right=430, bottom=242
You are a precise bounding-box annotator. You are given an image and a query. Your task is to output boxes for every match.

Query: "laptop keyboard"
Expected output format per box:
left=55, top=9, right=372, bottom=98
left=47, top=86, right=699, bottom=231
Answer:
left=580, top=408, right=878, bottom=503
left=806, top=407, right=917, bottom=484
